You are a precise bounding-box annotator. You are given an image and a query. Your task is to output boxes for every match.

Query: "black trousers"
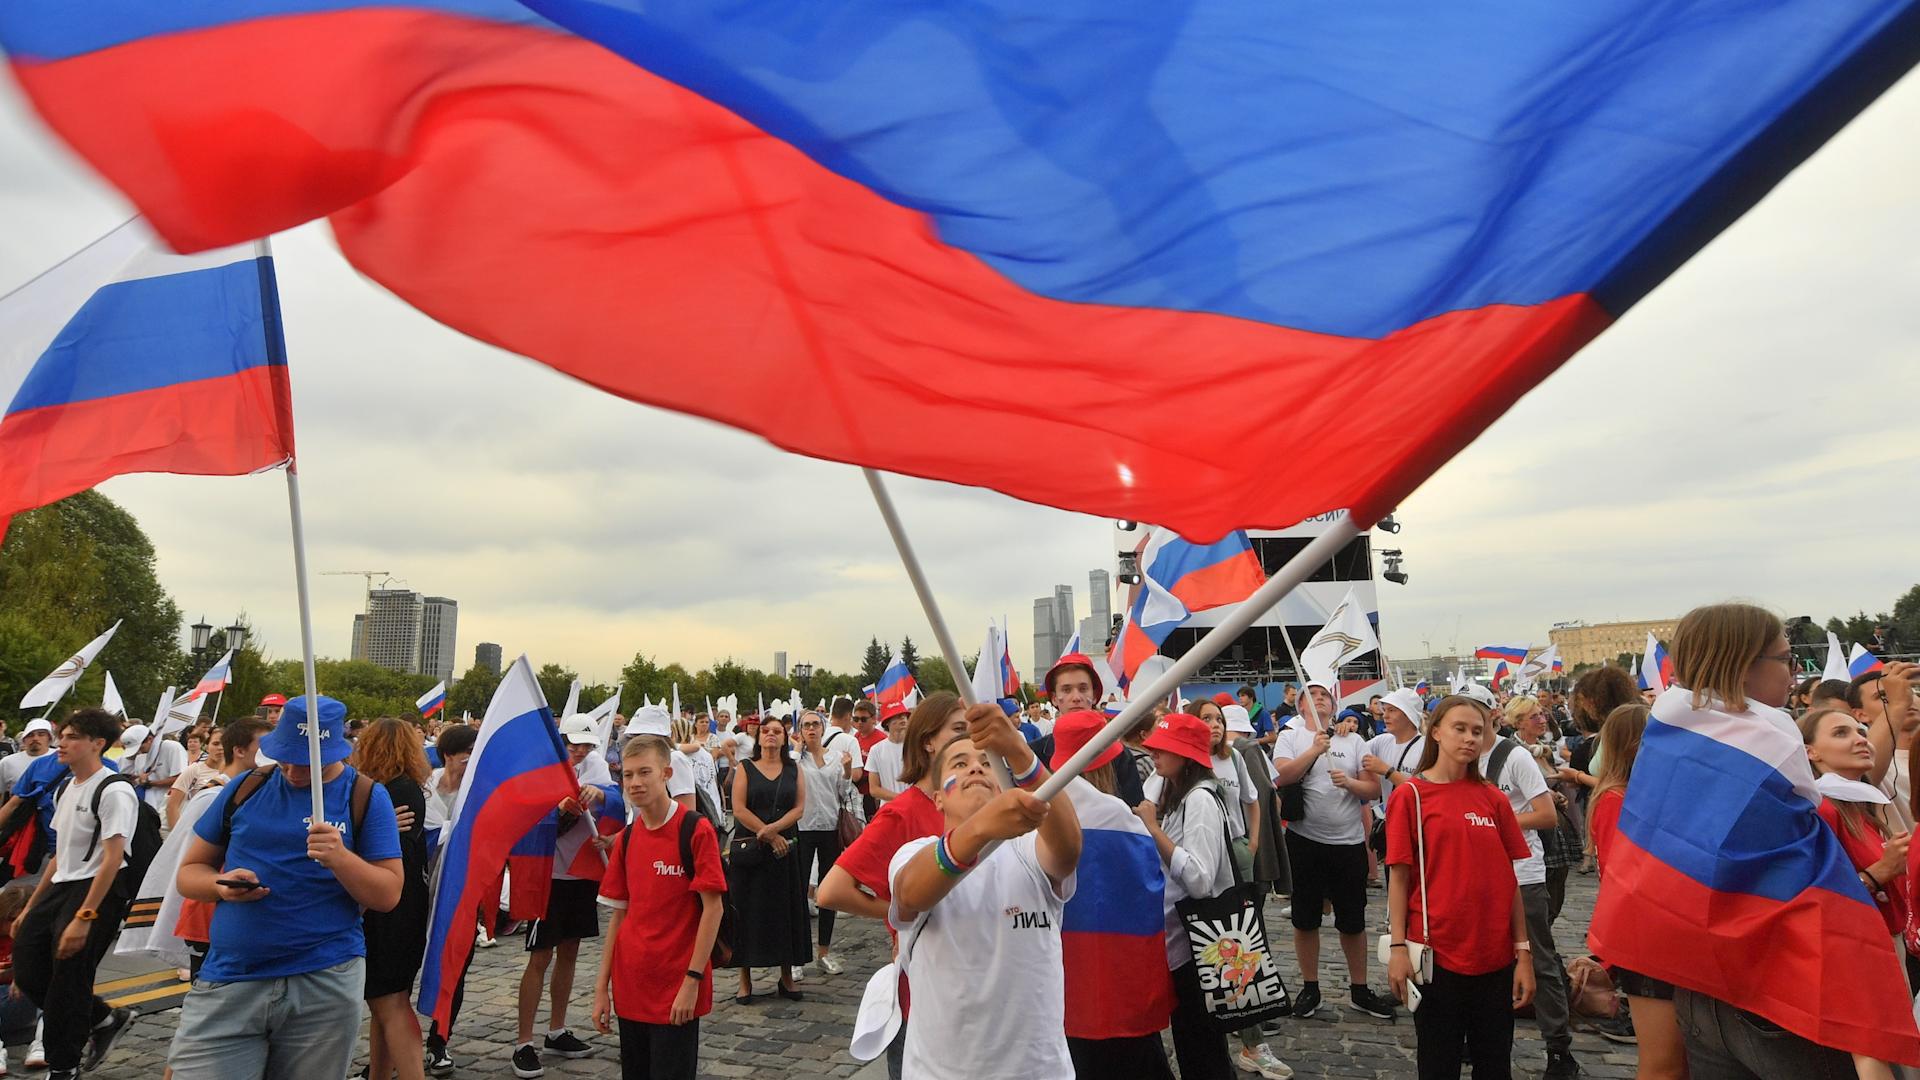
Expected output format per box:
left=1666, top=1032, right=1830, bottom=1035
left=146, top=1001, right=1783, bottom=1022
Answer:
left=1067, top=1033, right=1176, bottom=1080
left=12, top=878, right=127, bottom=1072
left=617, top=1016, right=699, bottom=1080
left=1411, top=961, right=1514, bottom=1080
left=1169, top=964, right=1234, bottom=1080
left=795, top=829, right=844, bottom=949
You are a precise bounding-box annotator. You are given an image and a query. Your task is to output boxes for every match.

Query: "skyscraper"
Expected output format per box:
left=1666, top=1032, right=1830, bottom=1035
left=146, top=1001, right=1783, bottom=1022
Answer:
left=420, top=596, right=459, bottom=684
left=350, top=614, right=368, bottom=662
left=475, top=642, right=503, bottom=675
left=1088, top=569, right=1111, bottom=636
left=1032, top=596, right=1058, bottom=677
left=362, top=588, right=423, bottom=674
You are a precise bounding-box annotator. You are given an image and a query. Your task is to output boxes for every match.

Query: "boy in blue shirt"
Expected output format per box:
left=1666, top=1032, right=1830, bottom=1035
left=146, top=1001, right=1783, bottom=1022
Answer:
left=167, top=695, right=404, bottom=1080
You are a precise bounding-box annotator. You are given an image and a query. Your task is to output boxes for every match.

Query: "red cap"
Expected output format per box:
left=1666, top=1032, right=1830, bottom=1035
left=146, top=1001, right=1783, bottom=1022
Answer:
left=1211, top=692, right=1234, bottom=707
left=260, top=694, right=288, bottom=707
left=880, top=702, right=912, bottom=725
left=1043, top=653, right=1104, bottom=699
left=1049, top=710, right=1123, bottom=773
left=1143, top=713, right=1213, bottom=769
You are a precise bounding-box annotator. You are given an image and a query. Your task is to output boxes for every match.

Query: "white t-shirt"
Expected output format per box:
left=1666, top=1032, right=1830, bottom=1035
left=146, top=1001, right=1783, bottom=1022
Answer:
left=866, top=739, right=905, bottom=797
left=890, top=832, right=1075, bottom=1080
left=667, top=750, right=697, bottom=800
left=682, top=747, right=723, bottom=814
left=824, top=728, right=866, bottom=772
left=0, top=748, right=49, bottom=798
left=129, top=740, right=189, bottom=811
left=1210, top=750, right=1258, bottom=840
left=1481, top=738, right=1551, bottom=886
left=1272, top=726, right=1369, bottom=845
left=51, top=768, right=138, bottom=884
left=733, top=731, right=756, bottom=761
left=1364, top=733, right=1427, bottom=818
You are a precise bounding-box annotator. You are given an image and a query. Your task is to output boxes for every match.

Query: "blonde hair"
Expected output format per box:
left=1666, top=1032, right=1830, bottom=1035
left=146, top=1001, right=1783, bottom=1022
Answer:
left=1501, top=695, right=1540, bottom=729
left=1587, top=704, right=1648, bottom=850
left=1671, top=602, right=1782, bottom=713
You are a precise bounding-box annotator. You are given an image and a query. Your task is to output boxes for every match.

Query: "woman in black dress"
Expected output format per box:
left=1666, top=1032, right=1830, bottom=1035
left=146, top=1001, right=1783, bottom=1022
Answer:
left=728, top=715, right=809, bottom=1003
left=350, top=717, right=433, bottom=1080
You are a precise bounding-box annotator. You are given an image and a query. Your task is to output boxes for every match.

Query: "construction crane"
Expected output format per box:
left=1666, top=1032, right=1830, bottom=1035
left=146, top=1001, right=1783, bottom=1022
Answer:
left=320, top=570, right=392, bottom=609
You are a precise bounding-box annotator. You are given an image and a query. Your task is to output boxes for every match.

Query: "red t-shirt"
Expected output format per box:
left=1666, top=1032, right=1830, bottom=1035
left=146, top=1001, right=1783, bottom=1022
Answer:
left=598, top=803, right=728, bottom=1024
left=1817, top=799, right=1909, bottom=937
left=1385, top=776, right=1530, bottom=976
left=174, top=898, right=215, bottom=944
left=854, top=727, right=888, bottom=795
left=836, top=784, right=944, bottom=903
left=1590, top=788, right=1623, bottom=873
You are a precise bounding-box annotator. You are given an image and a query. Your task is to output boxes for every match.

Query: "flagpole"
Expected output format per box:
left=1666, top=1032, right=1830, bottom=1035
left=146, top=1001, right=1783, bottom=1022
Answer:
left=1035, top=518, right=1360, bottom=803
left=1275, top=606, right=1328, bottom=733
left=210, top=687, right=224, bottom=726
left=257, top=235, right=327, bottom=827
left=861, top=469, right=1015, bottom=786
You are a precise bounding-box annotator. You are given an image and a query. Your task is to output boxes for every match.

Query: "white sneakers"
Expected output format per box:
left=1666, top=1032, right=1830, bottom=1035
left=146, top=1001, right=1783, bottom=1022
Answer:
left=1236, top=1044, right=1294, bottom=1079
left=817, top=953, right=845, bottom=975
left=22, top=1036, right=43, bottom=1070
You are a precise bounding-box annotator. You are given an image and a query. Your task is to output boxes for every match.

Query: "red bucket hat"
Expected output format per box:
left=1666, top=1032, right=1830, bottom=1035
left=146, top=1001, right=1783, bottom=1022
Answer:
left=1043, top=652, right=1104, bottom=699
left=1049, top=710, right=1123, bottom=772
left=880, top=702, right=912, bottom=726
left=1143, top=713, right=1213, bottom=770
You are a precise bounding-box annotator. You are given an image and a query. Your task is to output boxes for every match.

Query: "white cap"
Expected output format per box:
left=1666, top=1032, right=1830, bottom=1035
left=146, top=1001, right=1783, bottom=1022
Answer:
left=1456, top=682, right=1498, bottom=708
left=559, top=716, right=598, bottom=745
left=21, top=719, right=55, bottom=738
left=1221, top=704, right=1254, bottom=734
left=1380, top=688, right=1426, bottom=727
left=623, top=704, right=672, bottom=738
left=849, top=962, right=904, bottom=1063
left=119, top=723, right=152, bottom=748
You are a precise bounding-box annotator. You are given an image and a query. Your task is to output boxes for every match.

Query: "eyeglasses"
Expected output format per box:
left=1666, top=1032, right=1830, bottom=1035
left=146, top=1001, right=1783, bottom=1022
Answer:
left=1756, top=652, right=1795, bottom=667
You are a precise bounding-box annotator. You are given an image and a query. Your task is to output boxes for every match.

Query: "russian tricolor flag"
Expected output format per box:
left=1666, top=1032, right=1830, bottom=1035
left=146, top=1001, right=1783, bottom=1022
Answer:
left=1590, top=687, right=1920, bottom=1064
left=872, top=651, right=917, bottom=709
left=1060, top=780, right=1174, bottom=1040
left=1490, top=661, right=1513, bottom=689
left=416, top=680, right=448, bottom=720
left=184, top=649, right=235, bottom=702
left=7, top=2, right=1910, bottom=541
left=419, top=655, right=577, bottom=1029
left=1849, top=644, right=1886, bottom=678
left=1140, top=529, right=1267, bottom=614
left=1475, top=644, right=1529, bottom=665
left=0, top=219, right=294, bottom=538
left=1642, top=633, right=1674, bottom=693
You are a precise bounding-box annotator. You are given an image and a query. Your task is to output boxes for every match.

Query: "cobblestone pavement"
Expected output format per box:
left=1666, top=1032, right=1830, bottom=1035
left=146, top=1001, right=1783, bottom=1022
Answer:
left=71, top=868, right=1635, bottom=1079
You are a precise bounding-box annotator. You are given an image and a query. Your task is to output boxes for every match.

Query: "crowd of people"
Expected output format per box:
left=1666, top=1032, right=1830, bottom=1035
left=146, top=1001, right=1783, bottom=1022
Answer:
left=0, top=600, right=1911, bottom=1080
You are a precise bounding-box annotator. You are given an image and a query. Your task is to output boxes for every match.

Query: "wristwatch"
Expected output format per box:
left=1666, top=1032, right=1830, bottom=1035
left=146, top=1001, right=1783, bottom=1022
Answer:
left=685, top=969, right=705, bottom=983
left=75, top=908, right=99, bottom=922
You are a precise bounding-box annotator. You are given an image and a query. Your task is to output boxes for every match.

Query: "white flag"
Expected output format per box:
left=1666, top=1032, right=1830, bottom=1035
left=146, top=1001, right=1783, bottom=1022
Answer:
left=586, top=687, right=623, bottom=749
left=560, top=677, right=581, bottom=721
left=156, top=687, right=206, bottom=738
left=970, top=622, right=1004, bottom=704
left=102, top=670, right=126, bottom=717
left=1823, top=632, right=1850, bottom=683
left=21, top=620, right=122, bottom=709
left=1297, top=587, right=1379, bottom=685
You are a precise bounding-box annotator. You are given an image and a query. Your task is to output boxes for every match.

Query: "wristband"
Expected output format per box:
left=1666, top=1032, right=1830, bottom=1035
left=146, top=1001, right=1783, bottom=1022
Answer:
left=1514, top=941, right=1532, bottom=952
left=1010, top=756, right=1042, bottom=788
left=1388, top=942, right=1408, bottom=950
left=685, top=969, right=705, bottom=983
left=933, top=831, right=978, bottom=878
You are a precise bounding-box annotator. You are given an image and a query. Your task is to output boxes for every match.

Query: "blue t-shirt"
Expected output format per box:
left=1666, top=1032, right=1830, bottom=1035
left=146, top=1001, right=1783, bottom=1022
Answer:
left=194, top=765, right=402, bottom=982
left=15, top=754, right=116, bottom=841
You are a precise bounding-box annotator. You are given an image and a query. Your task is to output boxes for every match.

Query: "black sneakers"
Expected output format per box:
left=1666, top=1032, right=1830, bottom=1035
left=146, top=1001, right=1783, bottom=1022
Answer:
left=543, top=1029, right=594, bottom=1058
left=511, top=1044, right=543, bottom=1079
left=1544, top=1050, right=1584, bottom=1079
left=1290, top=982, right=1321, bottom=1018
left=81, top=1006, right=134, bottom=1072
left=1590, top=1010, right=1637, bottom=1043
left=425, top=1035, right=456, bottom=1075
left=1348, top=984, right=1399, bottom=1020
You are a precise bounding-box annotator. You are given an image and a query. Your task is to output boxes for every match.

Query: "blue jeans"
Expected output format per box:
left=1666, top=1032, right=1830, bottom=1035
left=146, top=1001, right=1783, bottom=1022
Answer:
left=168, top=957, right=365, bottom=1080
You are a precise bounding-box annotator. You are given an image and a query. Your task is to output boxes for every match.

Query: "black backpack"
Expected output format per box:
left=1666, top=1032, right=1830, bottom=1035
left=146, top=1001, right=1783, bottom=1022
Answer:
left=620, top=808, right=734, bottom=967
left=216, top=766, right=375, bottom=851
left=54, top=772, right=162, bottom=894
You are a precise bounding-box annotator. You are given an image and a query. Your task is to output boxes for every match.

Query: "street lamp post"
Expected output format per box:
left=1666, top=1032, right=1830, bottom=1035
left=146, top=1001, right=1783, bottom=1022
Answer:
left=794, top=662, right=814, bottom=703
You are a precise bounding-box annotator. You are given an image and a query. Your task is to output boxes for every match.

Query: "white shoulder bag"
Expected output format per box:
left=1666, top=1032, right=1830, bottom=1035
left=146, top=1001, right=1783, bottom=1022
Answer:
left=1376, top=781, right=1435, bottom=1011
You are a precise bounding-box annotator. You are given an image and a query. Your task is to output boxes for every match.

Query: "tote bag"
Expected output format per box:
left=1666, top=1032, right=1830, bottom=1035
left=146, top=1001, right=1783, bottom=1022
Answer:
left=1174, top=785, right=1292, bottom=1031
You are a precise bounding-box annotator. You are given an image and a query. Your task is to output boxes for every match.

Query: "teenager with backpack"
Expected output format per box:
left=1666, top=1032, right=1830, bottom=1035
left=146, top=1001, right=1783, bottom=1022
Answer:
left=168, top=695, right=404, bottom=1080
left=10, top=708, right=140, bottom=1080
left=592, top=734, right=727, bottom=1080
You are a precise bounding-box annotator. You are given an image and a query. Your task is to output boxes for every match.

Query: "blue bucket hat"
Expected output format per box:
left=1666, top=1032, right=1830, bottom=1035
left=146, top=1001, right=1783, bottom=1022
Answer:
left=258, top=694, right=352, bottom=766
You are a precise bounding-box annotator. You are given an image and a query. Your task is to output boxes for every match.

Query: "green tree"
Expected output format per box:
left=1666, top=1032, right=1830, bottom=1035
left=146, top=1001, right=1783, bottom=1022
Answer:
left=899, top=636, right=921, bottom=683
left=536, top=663, right=578, bottom=713
left=447, top=663, right=503, bottom=719
left=258, top=658, right=437, bottom=720
left=1825, top=612, right=1884, bottom=645
left=859, top=638, right=889, bottom=687
left=1892, top=586, right=1920, bottom=653
left=0, top=491, right=185, bottom=722
left=620, top=652, right=669, bottom=707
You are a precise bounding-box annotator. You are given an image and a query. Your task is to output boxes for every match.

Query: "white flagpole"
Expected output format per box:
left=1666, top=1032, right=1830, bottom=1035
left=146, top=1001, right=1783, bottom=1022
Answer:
left=258, top=235, right=326, bottom=827
left=862, top=469, right=1015, bottom=786
left=1035, top=518, right=1360, bottom=802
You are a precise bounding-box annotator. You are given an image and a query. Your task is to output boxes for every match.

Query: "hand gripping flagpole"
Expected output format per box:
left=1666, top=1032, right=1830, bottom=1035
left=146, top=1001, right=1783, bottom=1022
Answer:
left=861, top=469, right=1016, bottom=787
left=257, top=235, right=327, bottom=826
left=1033, top=517, right=1361, bottom=802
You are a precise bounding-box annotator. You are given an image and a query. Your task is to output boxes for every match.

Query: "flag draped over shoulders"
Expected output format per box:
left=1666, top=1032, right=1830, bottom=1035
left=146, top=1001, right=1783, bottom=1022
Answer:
left=1588, top=686, right=1920, bottom=1065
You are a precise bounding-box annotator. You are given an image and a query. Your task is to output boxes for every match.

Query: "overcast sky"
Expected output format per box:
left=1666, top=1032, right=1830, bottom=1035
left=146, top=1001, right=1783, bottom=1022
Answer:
left=3, top=70, right=1917, bottom=686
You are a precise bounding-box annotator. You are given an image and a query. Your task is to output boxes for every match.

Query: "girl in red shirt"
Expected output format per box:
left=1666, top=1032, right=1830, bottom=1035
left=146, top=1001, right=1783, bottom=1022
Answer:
left=1385, top=696, right=1534, bottom=1080
left=1585, top=704, right=1688, bottom=1080
left=592, top=735, right=727, bottom=1080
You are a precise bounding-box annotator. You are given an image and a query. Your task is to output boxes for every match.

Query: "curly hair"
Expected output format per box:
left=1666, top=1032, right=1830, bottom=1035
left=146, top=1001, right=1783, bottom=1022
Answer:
left=1571, top=666, right=1639, bottom=733
left=349, top=717, right=432, bottom=785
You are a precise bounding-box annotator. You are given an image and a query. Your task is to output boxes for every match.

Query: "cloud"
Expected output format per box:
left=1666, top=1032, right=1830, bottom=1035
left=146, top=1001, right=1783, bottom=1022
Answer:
left=4, top=67, right=1918, bottom=685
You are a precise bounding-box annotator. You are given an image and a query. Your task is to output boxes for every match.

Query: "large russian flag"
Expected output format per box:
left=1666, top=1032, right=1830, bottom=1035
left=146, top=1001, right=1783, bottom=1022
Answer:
left=1060, top=779, right=1174, bottom=1039
left=1141, top=529, right=1267, bottom=615
left=5, top=2, right=1914, bottom=539
left=419, top=654, right=577, bottom=1028
left=0, top=219, right=294, bottom=537
left=872, top=652, right=917, bottom=710
left=1589, top=687, right=1920, bottom=1064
